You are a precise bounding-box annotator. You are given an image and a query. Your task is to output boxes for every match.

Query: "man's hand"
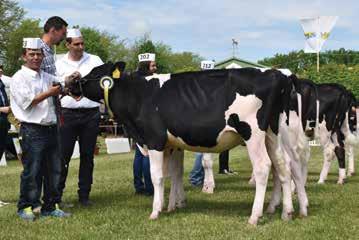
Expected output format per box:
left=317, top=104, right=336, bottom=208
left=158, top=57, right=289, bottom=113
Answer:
left=48, top=85, right=62, bottom=97
left=0, top=106, right=10, bottom=114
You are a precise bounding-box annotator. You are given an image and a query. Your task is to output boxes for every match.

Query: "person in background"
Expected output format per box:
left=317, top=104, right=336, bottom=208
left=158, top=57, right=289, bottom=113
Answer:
left=56, top=28, right=103, bottom=207
left=0, top=65, right=10, bottom=162
left=132, top=53, right=157, bottom=196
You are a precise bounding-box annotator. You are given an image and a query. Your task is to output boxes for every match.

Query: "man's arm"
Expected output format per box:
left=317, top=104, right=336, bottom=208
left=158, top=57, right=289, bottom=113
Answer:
left=30, top=85, right=62, bottom=107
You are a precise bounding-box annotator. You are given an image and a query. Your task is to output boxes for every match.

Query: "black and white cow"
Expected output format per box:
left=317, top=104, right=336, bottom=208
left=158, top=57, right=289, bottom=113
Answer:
left=69, top=62, right=300, bottom=225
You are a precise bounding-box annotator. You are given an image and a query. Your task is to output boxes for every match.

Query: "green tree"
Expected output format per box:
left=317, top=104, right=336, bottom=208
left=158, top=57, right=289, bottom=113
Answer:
left=0, top=0, right=25, bottom=63
left=4, top=19, right=42, bottom=75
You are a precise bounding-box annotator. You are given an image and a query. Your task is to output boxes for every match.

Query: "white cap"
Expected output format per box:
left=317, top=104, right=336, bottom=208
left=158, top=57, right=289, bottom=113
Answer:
left=201, top=60, right=215, bottom=70
left=138, top=53, right=156, bottom=62
left=23, top=38, right=42, bottom=49
left=67, top=28, right=82, bottom=38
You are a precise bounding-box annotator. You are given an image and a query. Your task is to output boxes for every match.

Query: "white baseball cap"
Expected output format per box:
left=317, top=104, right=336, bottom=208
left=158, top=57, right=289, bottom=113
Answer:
left=23, top=38, right=42, bottom=49
left=67, top=28, right=82, bottom=38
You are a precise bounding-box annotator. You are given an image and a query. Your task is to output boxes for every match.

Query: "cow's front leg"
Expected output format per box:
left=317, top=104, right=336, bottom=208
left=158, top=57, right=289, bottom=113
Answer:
left=246, top=130, right=271, bottom=226
left=148, top=150, right=165, bottom=220
left=202, top=153, right=215, bottom=194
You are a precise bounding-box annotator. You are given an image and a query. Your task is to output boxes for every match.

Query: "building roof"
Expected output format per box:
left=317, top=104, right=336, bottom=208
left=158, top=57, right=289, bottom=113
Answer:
left=214, top=57, right=268, bottom=69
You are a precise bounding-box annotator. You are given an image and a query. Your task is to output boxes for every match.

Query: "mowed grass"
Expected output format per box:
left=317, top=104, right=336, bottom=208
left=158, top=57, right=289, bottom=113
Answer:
left=1, top=143, right=359, bottom=240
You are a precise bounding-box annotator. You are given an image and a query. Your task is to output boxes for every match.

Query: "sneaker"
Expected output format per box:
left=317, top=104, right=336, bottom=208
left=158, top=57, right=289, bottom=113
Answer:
left=41, top=204, right=71, bottom=218
left=18, top=207, right=35, bottom=221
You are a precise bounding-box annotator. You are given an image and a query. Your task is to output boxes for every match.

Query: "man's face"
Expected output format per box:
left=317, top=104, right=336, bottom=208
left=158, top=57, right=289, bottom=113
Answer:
left=52, top=25, right=67, bottom=45
left=22, top=49, right=44, bottom=71
left=0, top=68, right=3, bottom=77
left=67, top=37, right=84, bottom=57
left=149, top=61, right=157, bottom=74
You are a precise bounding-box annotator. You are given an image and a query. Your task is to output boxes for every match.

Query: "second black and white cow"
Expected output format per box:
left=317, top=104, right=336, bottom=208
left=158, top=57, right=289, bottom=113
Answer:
left=69, top=62, right=299, bottom=225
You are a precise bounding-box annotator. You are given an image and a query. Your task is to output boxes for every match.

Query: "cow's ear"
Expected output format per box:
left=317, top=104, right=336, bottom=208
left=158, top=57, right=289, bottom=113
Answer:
left=112, top=61, right=126, bottom=79
left=114, top=61, right=126, bottom=72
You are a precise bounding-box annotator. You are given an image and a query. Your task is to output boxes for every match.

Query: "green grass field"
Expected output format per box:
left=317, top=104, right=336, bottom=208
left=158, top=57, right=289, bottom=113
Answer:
left=1, top=144, right=358, bottom=240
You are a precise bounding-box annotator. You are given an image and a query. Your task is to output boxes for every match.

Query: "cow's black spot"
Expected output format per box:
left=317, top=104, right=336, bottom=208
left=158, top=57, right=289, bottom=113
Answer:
left=227, top=114, right=251, bottom=141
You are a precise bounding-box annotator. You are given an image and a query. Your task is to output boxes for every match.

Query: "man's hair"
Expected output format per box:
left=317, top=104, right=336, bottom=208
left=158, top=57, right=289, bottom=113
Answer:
left=137, top=61, right=152, bottom=76
left=0, top=65, right=3, bottom=70
left=66, top=38, right=72, bottom=44
left=44, top=16, right=68, bottom=33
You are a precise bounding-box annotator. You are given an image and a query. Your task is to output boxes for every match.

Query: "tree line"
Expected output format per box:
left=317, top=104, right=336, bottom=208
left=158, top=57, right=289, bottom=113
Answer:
left=0, top=0, right=203, bottom=76
left=1, top=0, right=358, bottom=98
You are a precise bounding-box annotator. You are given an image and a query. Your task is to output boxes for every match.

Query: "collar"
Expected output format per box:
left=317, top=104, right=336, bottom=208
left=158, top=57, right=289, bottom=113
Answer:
left=40, top=39, right=54, bottom=54
left=21, top=65, right=41, bottom=79
left=64, top=52, right=89, bottom=66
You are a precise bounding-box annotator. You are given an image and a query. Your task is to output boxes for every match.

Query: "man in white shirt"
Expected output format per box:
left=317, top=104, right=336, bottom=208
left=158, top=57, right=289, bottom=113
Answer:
left=56, top=28, right=103, bottom=206
left=10, top=38, right=70, bottom=220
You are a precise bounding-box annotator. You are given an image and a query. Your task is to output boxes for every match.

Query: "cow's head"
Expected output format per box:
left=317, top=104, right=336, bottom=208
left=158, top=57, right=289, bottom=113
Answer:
left=68, top=61, right=126, bottom=102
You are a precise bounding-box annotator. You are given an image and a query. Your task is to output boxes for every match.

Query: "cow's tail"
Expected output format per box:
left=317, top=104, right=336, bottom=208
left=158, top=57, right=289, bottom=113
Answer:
left=283, top=75, right=296, bottom=126
left=313, top=84, right=320, bottom=137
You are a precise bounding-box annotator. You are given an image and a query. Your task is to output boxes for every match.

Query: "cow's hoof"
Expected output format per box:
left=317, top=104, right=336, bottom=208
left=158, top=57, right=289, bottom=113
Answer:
left=202, top=185, right=214, bottom=194
left=149, top=211, right=160, bottom=220
left=299, top=209, right=308, bottom=218
left=348, top=171, right=355, bottom=177
left=176, top=200, right=186, bottom=209
left=281, top=211, right=293, bottom=221
left=266, top=205, right=276, bottom=214
left=337, top=180, right=345, bottom=185
left=248, top=178, right=256, bottom=186
left=317, top=180, right=325, bottom=184
left=248, top=216, right=258, bottom=226
left=167, top=206, right=176, bottom=213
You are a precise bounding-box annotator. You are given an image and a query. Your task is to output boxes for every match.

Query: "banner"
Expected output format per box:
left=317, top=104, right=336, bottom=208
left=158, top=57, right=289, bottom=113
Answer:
left=300, top=16, right=338, bottom=53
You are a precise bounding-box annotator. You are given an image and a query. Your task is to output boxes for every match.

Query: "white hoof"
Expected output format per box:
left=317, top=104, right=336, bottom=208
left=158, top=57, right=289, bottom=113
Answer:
left=337, top=179, right=345, bottom=185
left=202, top=185, right=214, bottom=194
left=299, top=208, right=308, bottom=218
left=347, top=171, right=354, bottom=177
left=248, top=216, right=258, bottom=226
left=176, top=200, right=186, bottom=209
left=167, top=204, right=176, bottom=213
left=248, top=178, right=256, bottom=186
left=266, top=205, right=276, bottom=214
left=149, top=211, right=160, bottom=220
left=281, top=211, right=293, bottom=221
left=317, top=180, right=325, bottom=184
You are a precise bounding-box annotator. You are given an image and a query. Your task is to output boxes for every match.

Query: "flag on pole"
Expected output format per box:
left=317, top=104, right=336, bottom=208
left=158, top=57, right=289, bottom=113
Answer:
left=300, top=16, right=338, bottom=53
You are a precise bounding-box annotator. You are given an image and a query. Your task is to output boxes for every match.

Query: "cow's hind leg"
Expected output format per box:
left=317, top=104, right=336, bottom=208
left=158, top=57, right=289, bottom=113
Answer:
left=148, top=150, right=165, bottom=220
left=245, top=130, right=272, bottom=225
left=202, top=153, right=215, bottom=194
left=167, top=149, right=186, bottom=212
left=335, top=146, right=346, bottom=184
left=318, top=143, right=335, bottom=184
left=347, top=145, right=355, bottom=176
left=265, top=130, right=293, bottom=221
left=266, top=167, right=282, bottom=214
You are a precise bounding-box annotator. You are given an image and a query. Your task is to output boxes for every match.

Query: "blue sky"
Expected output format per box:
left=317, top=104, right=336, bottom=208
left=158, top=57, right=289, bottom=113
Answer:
left=19, top=0, right=359, bottom=63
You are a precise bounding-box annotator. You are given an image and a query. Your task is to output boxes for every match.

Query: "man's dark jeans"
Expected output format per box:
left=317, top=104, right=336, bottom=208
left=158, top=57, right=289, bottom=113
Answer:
left=17, top=123, right=61, bottom=212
